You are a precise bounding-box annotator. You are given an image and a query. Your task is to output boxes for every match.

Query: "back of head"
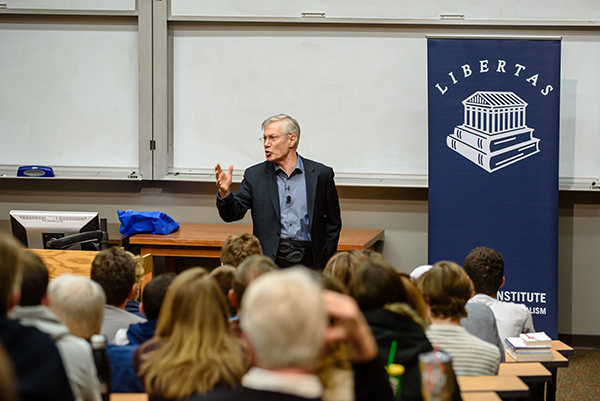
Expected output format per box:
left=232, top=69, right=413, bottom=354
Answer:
left=48, top=275, right=106, bottom=339
left=233, top=255, right=277, bottom=307
left=463, top=246, right=504, bottom=296
left=141, top=268, right=246, bottom=399
left=220, top=233, right=263, bottom=267
left=18, top=250, right=49, bottom=306
left=349, top=257, right=408, bottom=310
left=241, top=268, right=326, bottom=371
left=324, top=250, right=366, bottom=290
left=0, top=235, right=23, bottom=316
left=142, top=273, right=176, bottom=321
left=128, top=251, right=146, bottom=302
left=416, top=261, right=473, bottom=320
left=91, top=246, right=136, bottom=306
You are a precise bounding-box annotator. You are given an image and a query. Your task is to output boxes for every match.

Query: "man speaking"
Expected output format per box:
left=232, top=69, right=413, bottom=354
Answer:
left=215, top=114, right=341, bottom=270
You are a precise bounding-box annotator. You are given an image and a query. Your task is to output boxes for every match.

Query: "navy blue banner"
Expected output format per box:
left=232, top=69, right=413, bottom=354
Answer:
left=427, top=39, right=560, bottom=337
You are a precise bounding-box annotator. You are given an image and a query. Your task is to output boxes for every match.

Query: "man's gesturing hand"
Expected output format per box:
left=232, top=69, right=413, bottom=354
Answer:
left=215, top=163, right=233, bottom=198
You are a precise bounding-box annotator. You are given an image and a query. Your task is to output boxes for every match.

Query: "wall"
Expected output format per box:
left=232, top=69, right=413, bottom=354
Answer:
left=0, top=179, right=597, bottom=336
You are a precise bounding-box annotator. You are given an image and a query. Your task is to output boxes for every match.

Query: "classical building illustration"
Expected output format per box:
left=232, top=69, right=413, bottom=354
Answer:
left=447, top=91, right=540, bottom=173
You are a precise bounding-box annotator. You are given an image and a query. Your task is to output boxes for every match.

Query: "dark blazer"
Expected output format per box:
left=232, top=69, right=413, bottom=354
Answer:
left=217, top=155, right=341, bottom=270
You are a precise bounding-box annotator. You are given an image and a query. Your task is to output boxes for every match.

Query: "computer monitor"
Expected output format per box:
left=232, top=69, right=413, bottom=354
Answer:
left=10, top=210, right=100, bottom=250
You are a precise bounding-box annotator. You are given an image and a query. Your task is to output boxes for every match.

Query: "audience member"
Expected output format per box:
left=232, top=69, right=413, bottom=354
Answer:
left=109, top=273, right=176, bottom=393
left=48, top=275, right=106, bottom=340
left=417, top=261, right=501, bottom=376
left=324, top=250, right=366, bottom=291
left=410, top=263, right=505, bottom=361
left=211, top=265, right=237, bottom=316
left=0, top=235, right=75, bottom=401
left=195, top=268, right=395, bottom=401
left=229, top=255, right=277, bottom=336
left=220, top=233, right=263, bottom=267
left=125, top=252, right=147, bottom=319
left=91, top=246, right=146, bottom=343
left=134, top=268, right=248, bottom=401
left=349, top=258, right=433, bottom=401
left=463, top=246, right=535, bottom=348
left=9, top=250, right=101, bottom=401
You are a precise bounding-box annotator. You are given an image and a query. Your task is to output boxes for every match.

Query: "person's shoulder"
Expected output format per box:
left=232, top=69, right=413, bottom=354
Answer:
left=300, top=156, right=334, bottom=172
left=0, top=318, right=55, bottom=346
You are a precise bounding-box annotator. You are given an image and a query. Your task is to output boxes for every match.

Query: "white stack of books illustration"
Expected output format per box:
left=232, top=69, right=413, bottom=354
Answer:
left=447, top=91, right=540, bottom=173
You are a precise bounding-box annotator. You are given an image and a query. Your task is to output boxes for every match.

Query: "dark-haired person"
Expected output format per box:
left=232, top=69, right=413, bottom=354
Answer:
left=463, top=246, right=534, bottom=348
left=417, top=261, right=501, bottom=377
left=91, top=246, right=146, bottom=344
left=350, top=258, right=448, bottom=401
left=9, top=250, right=101, bottom=401
left=109, top=273, right=177, bottom=393
left=0, top=235, right=75, bottom=401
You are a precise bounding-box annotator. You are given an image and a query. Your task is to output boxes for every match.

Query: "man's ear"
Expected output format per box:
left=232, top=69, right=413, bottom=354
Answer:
left=500, top=276, right=506, bottom=288
left=41, top=293, right=51, bottom=307
left=127, top=284, right=136, bottom=301
left=228, top=288, right=237, bottom=309
left=139, top=303, right=145, bottom=315
left=9, top=289, right=21, bottom=311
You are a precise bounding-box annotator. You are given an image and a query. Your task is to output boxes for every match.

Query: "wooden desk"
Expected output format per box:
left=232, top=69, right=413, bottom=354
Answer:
left=111, top=394, right=148, bottom=401
left=129, top=223, right=385, bottom=269
left=504, top=349, right=569, bottom=401
left=461, top=392, right=503, bottom=401
left=457, top=375, right=529, bottom=399
left=31, top=249, right=98, bottom=280
left=551, top=340, right=574, bottom=357
left=499, top=362, right=551, bottom=401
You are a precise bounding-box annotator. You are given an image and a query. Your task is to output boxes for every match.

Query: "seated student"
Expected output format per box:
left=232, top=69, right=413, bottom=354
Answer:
left=410, top=264, right=505, bottom=362
left=417, top=261, right=501, bottom=377
left=109, top=273, right=177, bottom=393
left=463, top=246, right=535, bottom=348
left=91, top=247, right=146, bottom=343
left=220, top=233, right=263, bottom=267
left=195, top=268, right=395, bottom=401
left=47, top=275, right=106, bottom=341
left=114, top=273, right=177, bottom=346
left=9, top=250, right=102, bottom=401
left=324, top=250, right=366, bottom=291
left=0, top=235, right=75, bottom=401
left=349, top=258, right=434, bottom=401
left=134, top=268, right=248, bottom=401
left=228, top=255, right=277, bottom=337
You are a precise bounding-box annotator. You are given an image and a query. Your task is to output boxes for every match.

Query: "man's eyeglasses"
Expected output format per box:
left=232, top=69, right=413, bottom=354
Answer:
left=259, top=134, right=286, bottom=143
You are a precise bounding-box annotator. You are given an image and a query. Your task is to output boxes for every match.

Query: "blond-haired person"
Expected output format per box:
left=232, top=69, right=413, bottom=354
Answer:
left=134, top=268, right=247, bottom=401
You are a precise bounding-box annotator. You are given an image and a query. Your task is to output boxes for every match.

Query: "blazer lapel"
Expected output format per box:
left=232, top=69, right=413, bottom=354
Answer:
left=265, top=162, right=280, bottom=221
left=303, top=156, right=317, bottom=228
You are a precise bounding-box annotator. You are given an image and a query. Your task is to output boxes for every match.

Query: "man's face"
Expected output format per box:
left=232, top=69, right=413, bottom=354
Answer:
left=263, top=121, right=296, bottom=165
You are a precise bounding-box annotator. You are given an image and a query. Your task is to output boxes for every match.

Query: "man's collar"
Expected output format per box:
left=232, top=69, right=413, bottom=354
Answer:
left=242, top=367, right=322, bottom=398
left=274, top=154, right=305, bottom=175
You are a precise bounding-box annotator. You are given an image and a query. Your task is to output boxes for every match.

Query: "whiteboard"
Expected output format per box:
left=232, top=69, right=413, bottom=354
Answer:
left=0, top=22, right=139, bottom=169
left=171, top=27, right=600, bottom=182
left=171, top=0, right=600, bottom=21
left=172, top=28, right=429, bottom=177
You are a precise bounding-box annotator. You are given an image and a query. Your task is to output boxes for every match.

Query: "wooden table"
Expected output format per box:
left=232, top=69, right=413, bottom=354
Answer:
left=31, top=249, right=99, bottom=280
left=505, top=347, right=569, bottom=401
left=461, top=392, right=503, bottom=401
left=457, top=375, right=529, bottom=399
left=499, top=362, right=551, bottom=401
left=111, top=394, right=148, bottom=401
left=551, top=340, right=574, bottom=357
left=129, top=223, right=384, bottom=272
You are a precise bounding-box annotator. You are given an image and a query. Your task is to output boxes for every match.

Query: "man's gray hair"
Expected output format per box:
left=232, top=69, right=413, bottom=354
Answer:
left=261, top=114, right=301, bottom=148
left=240, top=268, right=326, bottom=371
left=48, top=275, right=106, bottom=340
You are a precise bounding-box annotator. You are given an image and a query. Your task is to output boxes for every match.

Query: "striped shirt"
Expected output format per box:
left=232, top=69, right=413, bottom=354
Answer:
left=426, top=324, right=501, bottom=377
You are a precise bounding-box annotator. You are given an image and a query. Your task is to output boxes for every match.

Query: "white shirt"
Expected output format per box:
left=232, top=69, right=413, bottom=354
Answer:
left=470, top=293, right=535, bottom=349
left=242, top=367, right=323, bottom=399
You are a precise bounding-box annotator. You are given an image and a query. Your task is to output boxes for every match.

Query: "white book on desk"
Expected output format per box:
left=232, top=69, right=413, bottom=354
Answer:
left=506, top=346, right=552, bottom=361
left=505, top=337, right=551, bottom=351
left=520, top=332, right=552, bottom=347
